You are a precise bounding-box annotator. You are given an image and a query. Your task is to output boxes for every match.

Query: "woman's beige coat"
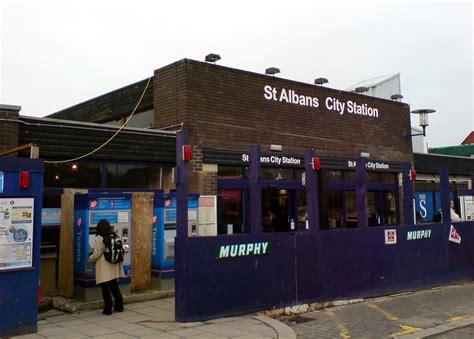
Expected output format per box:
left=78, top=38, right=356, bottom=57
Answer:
left=89, top=235, right=125, bottom=284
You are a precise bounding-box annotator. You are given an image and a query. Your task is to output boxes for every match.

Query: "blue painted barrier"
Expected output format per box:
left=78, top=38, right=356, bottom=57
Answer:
left=0, top=157, right=44, bottom=336
left=175, top=222, right=474, bottom=322
left=175, top=233, right=297, bottom=322
left=174, top=137, right=474, bottom=322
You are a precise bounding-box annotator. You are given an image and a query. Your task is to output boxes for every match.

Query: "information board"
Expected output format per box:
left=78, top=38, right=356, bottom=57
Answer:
left=0, top=198, right=35, bottom=271
left=199, top=195, right=217, bottom=236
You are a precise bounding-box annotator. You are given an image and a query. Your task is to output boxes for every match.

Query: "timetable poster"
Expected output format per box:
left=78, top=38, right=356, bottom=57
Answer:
left=0, top=198, right=35, bottom=271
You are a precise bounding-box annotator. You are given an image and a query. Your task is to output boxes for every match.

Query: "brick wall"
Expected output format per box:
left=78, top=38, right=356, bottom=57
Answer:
left=154, top=59, right=413, bottom=163
left=154, top=62, right=188, bottom=130
left=188, top=146, right=217, bottom=195
left=0, top=105, right=21, bottom=153
left=154, top=59, right=414, bottom=196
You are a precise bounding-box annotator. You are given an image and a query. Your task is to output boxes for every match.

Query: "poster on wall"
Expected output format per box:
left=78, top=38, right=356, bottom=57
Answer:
left=199, top=195, right=217, bottom=236
left=0, top=198, right=35, bottom=271
left=415, top=192, right=434, bottom=222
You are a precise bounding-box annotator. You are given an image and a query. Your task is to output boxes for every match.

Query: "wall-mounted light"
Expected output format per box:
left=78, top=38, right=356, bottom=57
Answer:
left=270, top=144, right=282, bottom=152
left=311, top=157, right=321, bottom=170
left=19, top=171, right=30, bottom=189
left=205, top=53, right=221, bottom=63
left=407, top=109, right=436, bottom=137
left=265, top=67, right=280, bottom=76
left=355, top=86, right=369, bottom=94
left=182, top=144, right=193, bottom=161
left=391, top=94, right=403, bottom=101
left=360, top=152, right=370, bottom=158
left=71, top=164, right=78, bottom=171
left=314, top=77, right=329, bottom=86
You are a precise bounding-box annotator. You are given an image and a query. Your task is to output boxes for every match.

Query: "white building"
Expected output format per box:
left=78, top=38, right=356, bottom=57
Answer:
left=346, top=73, right=426, bottom=153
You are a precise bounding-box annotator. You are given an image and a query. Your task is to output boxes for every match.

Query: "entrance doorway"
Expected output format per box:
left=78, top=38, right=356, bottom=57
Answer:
left=261, top=185, right=306, bottom=232
left=324, top=188, right=398, bottom=229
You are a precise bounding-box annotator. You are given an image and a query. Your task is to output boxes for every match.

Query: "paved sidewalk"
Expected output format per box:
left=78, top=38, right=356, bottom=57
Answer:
left=15, top=297, right=296, bottom=339
left=278, top=283, right=474, bottom=338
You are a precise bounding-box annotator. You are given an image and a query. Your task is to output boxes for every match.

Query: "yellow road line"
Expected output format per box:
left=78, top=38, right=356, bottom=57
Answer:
left=324, top=310, right=351, bottom=338
left=366, top=303, right=399, bottom=321
left=422, top=303, right=467, bottom=323
left=391, top=324, right=422, bottom=337
left=448, top=315, right=469, bottom=322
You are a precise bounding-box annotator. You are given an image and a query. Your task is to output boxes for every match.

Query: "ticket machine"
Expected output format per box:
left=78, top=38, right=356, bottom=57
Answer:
left=152, top=192, right=199, bottom=287
left=73, top=193, right=132, bottom=300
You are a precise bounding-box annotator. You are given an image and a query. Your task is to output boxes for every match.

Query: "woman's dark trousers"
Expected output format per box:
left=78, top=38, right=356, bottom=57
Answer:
left=100, top=279, right=123, bottom=314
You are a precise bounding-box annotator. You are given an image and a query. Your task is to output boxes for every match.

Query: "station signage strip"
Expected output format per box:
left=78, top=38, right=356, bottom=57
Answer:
left=203, top=149, right=403, bottom=172
left=264, top=85, right=380, bottom=119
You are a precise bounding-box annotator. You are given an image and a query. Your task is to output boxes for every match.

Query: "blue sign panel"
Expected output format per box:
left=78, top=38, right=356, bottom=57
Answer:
left=89, top=198, right=131, bottom=210
left=163, top=196, right=199, bottom=209
left=435, top=191, right=454, bottom=211
left=0, top=171, right=3, bottom=193
left=415, top=191, right=434, bottom=222
left=91, top=211, right=120, bottom=224
left=164, top=209, right=177, bottom=223
left=41, top=208, right=61, bottom=225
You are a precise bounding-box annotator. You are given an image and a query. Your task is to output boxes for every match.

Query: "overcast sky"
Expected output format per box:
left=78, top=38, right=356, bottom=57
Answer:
left=1, top=0, right=472, bottom=148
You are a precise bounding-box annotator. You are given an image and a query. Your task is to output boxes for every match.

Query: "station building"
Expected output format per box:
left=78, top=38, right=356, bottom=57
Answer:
left=45, top=59, right=414, bottom=231
left=1, top=58, right=474, bottom=295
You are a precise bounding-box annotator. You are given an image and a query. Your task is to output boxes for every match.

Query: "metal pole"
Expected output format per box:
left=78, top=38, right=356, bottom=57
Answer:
left=439, top=167, right=450, bottom=225
left=176, top=130, right=189, bottom=239
left=304, top=149, right=320, bottom=233
left=249, top=145, right=262, bottom=234
left=402, top=162, right=414, bottom=226
left=356, top=157, right=368, bottom=228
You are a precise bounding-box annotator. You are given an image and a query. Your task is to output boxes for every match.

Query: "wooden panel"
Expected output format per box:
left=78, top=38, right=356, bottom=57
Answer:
left=131, top=192, right=154, bottom=291
left=58, top=189, right=86, bottom=298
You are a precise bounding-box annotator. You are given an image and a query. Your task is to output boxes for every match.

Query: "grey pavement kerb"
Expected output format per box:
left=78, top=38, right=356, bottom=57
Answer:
left=256, top=315, right=297, bottom=339
left=397, top=315, right=474, bottom=338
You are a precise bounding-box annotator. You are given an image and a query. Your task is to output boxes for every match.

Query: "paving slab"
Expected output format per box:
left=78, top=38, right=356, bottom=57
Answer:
left=15, top=296, right=294, bottom=339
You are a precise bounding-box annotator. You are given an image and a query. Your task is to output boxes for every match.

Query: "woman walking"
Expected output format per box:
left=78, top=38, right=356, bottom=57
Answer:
left=89, top=219, right=125, bottom=315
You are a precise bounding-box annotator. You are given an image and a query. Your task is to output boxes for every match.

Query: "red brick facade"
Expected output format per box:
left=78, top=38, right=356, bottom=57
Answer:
left=154, top=59, right=413, bottom=195
left=154, top=59, right=413, bottom=162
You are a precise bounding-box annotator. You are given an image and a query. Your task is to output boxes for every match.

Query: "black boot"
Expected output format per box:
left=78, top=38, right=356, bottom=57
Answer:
left=103, top=307, right=112, bottom=315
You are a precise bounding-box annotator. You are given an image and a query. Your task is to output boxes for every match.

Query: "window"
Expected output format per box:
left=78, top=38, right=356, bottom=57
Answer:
left=261, top=168, right=293, bottom=180
left=106, top=164, right=166, bottom=188
left=218, top=166, right=246, bottom=179
left=321, top=169, right=399, bottom=229
left=217, top=189, right=245, bottom=234
left=384, top=191, right=397, bottom=224
left=45, top=163, right=101, bottom=188
left=324, top=190, right=344, bottom=229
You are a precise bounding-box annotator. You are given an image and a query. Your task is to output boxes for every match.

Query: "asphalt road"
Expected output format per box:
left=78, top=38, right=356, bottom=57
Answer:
left=278, top=283, right=474, bottom=338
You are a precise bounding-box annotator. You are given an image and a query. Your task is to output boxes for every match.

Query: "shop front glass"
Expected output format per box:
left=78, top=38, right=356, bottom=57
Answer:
left=321, top=170, right=399, bottom=229
left=217, top=165, right=305, bottom=234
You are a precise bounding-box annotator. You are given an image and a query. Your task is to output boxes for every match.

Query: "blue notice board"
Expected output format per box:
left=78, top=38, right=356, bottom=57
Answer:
left=415, top=191, right=434, bottom=222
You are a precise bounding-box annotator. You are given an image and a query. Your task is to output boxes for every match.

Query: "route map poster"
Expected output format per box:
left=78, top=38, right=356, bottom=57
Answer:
left=0, top=198, right=35, bottom=271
